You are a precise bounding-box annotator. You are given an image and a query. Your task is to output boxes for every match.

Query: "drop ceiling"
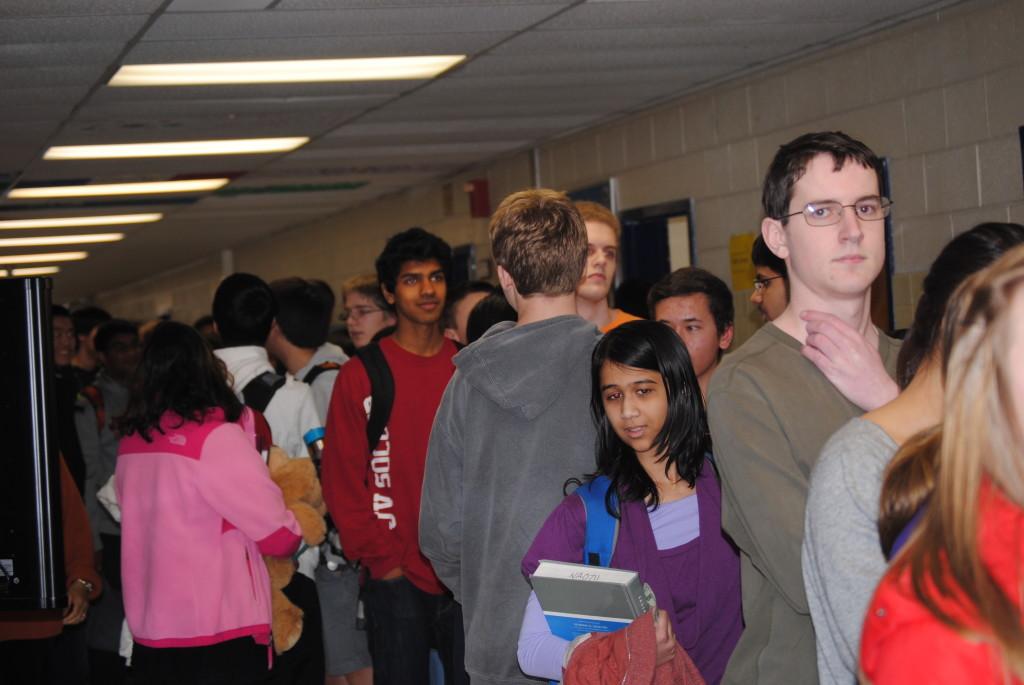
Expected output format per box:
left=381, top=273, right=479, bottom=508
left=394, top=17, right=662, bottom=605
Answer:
left=0, top=0, right=964, bottom=301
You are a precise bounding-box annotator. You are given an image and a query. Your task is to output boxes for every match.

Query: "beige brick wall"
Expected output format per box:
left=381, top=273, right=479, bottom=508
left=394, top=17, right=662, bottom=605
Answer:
left=98, top=0, right=1024, bottom=346
left=96, top=257, right=223, bottom=326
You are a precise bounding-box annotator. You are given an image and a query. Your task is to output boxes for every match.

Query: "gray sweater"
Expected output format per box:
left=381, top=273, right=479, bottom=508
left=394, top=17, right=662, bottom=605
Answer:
left=420, top=315, right=600, bottom=685
left=802, top=418, right=897, bottom=685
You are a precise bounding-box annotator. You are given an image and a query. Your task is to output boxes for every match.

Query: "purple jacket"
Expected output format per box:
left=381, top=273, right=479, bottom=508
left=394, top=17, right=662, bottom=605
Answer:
left=522, top=460, right=743, bottom=684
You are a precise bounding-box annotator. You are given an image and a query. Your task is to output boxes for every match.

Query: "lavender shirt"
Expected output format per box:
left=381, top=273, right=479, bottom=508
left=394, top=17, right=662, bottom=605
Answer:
left=520, top=461, right=743, bottom=685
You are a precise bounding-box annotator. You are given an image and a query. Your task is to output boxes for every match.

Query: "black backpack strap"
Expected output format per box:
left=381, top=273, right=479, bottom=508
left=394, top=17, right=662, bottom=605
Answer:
left=241, top=371, right=287, bottom=414
left=354, top=344, right=394, bottom=450
left=301, top=361, right=342, bottom=386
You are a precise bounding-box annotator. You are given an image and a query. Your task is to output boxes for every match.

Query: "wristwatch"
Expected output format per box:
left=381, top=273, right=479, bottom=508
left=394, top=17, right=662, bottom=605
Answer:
left=73, top=578, right=95, bottom=594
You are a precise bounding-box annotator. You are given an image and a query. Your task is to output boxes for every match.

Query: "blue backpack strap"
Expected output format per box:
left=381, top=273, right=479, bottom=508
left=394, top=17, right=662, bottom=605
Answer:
left=578, top=476, right=618, bottom=567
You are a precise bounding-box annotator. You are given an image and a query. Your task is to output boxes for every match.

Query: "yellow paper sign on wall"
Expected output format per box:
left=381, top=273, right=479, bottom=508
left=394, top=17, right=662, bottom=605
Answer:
left=729, top=232, right=757, bottom=291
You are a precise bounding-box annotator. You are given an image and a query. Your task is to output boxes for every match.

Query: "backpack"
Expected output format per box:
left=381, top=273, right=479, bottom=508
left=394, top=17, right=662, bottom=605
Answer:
left=240, top=370, right=287, bottom=414
left=577, top=475, right=620, bottom=567
left=245, top=361, right=344, bottom=416
left=351, top=339, right=463, bottom=448
left=579, top=455, right=715, bottom=567
left=300, top=360, right=342, bottom=387
left=353, top=344, right=394, bottom=448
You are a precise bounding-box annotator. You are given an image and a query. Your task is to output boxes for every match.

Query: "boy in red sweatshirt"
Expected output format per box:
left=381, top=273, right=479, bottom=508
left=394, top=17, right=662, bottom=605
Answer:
left=321, top=227, right=467, bottom=685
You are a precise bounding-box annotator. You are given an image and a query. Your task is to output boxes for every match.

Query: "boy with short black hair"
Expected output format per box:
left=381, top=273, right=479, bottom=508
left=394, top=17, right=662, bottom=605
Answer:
left=212, top=272, right=321, bottom=458
left=420, top=189, right=600, bottom=685
left=79, top=318, right=139, bottom=680
left=322, top=227, right=466, bottom=685
left=70, top=305, right=111, bottom=388
left=443, top=280, right=495, bottom=345
left=268, top=277, right=349, bottom=419
left=266, top=277, right=369, bottom=685
left=647, top=267, right=735, bottom=398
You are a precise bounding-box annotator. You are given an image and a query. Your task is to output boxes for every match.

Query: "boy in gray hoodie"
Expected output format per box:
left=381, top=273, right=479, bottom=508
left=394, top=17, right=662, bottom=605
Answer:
left=420, top=189, right=600, bottom=685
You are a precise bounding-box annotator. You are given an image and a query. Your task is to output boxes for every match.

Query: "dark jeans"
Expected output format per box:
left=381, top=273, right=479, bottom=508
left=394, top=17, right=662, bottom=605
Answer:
left=362, top=576, right=468, bottom=685
left=129, top=637, right=266, bottom=685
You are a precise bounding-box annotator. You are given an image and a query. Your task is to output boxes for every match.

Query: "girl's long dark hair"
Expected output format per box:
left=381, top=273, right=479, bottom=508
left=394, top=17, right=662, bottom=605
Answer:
left=115, top=321, right=243, bottom=441
left=879, top=222, right=1024, bottom=554
left=895, top=222, right=1024, bottom=388
left=590, top=320, right=709, bottom=515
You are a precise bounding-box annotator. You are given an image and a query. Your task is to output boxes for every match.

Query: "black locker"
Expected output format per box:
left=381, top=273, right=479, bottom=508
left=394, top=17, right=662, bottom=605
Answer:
left=0, top=277, right=64, bottom=611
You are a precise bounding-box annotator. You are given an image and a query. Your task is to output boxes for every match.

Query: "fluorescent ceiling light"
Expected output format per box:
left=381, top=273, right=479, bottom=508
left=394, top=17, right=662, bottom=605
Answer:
left=0, top=251, right=87, bottom=264
left=109, top=55, right=465, bottom=86
left=7, top=179, right=228, bottom=199
left=45, top=137, right=309, bottom=160
left=8, top=266, right=61, bottom=277
left=0, top=213, right=162, bottom=230
left=0, top=233, right=123, bottom=248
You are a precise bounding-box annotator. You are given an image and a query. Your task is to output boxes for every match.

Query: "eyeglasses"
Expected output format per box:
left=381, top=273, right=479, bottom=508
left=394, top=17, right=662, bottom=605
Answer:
left=753, top=275, right=783, bottom=292
left=341, top=306, right=385, bottom=321
left=780, top=196, right=892, bottom=227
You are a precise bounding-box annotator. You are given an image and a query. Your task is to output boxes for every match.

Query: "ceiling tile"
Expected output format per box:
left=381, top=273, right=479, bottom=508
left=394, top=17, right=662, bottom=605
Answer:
left=167, top=0, right=274, bottom=11
left=0, top=65, right=111, bottom=89
left=0, top=15, right=149, bottom=42
left=0, top=1, right=162, bottom=17
left=142, top=5, right=565, bottom=41
left=0, top=41, right=126, bottom=68
left=77, top=93, right=391, bottom=119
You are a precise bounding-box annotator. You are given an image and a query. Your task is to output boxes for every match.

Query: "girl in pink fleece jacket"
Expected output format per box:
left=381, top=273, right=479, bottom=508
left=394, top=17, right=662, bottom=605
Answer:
left=114, top=321, right=302, bottom=684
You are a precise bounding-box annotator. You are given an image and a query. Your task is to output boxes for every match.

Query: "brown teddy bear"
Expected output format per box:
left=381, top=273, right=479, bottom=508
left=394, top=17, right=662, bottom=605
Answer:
left=266, top=446, right=327, bottom=654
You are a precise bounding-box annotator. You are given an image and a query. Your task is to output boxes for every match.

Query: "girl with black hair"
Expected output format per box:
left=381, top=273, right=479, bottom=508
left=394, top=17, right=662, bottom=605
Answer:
left=114, top=321, right=304, bottom=684
left=517, top=320, right=742, bottom=684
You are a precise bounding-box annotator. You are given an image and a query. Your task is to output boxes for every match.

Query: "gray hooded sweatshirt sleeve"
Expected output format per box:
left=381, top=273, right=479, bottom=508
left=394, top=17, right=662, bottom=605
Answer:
left=420, top=315, right=600, bottom=685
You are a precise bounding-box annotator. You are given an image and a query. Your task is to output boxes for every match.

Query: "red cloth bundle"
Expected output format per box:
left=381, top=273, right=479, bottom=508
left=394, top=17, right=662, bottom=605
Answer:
left=564, top=610, right=706, bottom=685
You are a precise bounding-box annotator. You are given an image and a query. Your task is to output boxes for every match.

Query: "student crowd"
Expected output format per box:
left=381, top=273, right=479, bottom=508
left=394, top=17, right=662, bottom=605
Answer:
left=4, top=130, right=1024, bottom=685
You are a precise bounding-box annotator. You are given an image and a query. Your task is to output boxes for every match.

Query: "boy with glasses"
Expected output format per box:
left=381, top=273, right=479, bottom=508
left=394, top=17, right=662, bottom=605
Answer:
left=750, top=234, right=789, bottom=322
left=707, top=132, right=900, bottom=684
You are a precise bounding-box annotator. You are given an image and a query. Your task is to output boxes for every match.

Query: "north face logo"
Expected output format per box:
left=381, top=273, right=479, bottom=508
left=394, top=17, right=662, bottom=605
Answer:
left=169, top=434, right=187, bottom=446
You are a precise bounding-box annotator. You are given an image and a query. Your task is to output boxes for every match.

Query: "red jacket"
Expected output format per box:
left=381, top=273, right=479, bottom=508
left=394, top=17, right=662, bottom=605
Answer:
left=861, top=484, right=1024, bottom=684
left=321, top=337, right=456, bottom=593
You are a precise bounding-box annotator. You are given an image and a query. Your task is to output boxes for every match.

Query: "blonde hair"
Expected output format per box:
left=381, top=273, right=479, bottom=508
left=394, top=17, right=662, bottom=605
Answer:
left=341, top=273, right=388, bottom=310
left=889, top=244, right=1024, bottom=675
left=489, top=189, right=587, bottom=296
left=574, top=200, right=620, bottom=239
